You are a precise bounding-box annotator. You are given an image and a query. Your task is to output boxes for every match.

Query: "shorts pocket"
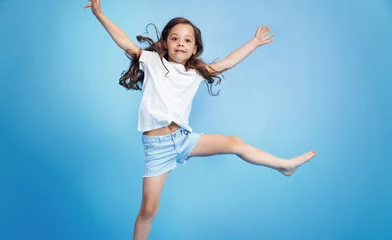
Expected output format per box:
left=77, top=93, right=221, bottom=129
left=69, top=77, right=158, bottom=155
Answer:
left=143, top=141, right=160, bottom=157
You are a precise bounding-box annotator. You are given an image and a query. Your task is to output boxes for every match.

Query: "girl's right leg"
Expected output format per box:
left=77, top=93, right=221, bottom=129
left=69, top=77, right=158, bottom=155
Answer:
left=133, top=171, right=170, bottom=240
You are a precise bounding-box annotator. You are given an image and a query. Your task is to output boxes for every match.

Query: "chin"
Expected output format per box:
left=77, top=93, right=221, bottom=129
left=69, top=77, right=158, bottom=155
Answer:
left=170, top=53, right=191, bottom=63
left=171, top=57, right=188, bottom=64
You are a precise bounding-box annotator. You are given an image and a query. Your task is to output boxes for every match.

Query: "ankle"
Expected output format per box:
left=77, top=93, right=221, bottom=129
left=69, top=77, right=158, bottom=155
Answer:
left=280, top=160, right=294, bottom=171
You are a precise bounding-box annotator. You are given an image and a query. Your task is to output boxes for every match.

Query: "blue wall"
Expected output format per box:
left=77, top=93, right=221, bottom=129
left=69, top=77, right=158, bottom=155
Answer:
left=1, top=0, right=391, bottom=239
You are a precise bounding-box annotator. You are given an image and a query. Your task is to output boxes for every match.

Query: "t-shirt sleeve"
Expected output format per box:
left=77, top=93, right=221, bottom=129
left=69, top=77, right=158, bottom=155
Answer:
left=139, top=50, right=155, bottom=71
left=124, top=50, right=154, bottom=72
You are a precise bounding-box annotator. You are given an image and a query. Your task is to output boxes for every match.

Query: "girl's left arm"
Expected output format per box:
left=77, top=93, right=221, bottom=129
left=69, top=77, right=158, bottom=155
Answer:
left=207, top=26, right=274, bottom=73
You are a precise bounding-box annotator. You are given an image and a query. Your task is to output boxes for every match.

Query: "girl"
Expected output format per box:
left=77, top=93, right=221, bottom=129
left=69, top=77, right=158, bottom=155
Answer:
left=84, top=1, right=317, bottom=239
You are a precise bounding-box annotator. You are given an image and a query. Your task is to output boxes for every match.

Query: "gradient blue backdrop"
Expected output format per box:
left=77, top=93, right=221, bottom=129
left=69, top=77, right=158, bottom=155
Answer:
left=1, top=0, right=391, bottom=239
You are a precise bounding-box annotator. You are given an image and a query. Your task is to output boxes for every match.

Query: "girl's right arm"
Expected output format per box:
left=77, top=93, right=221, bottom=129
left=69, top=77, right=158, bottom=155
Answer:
left=84, top=0, right=141, bottom=57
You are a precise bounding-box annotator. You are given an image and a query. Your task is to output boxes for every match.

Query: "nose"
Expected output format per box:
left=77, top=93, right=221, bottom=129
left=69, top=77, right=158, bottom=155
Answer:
left=177, top=39, right=185, bottom=47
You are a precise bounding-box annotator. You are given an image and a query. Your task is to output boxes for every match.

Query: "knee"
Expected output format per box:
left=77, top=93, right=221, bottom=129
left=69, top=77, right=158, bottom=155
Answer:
left=139, top=202, right=159, bottom=221
left=230, top=136, right=245, bottom=145
left=228, top=136, right=246, bottom=153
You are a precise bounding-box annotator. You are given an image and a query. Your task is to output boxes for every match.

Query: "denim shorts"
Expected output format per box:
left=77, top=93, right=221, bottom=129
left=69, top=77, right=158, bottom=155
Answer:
left=141, top=127, right=204, bottom=178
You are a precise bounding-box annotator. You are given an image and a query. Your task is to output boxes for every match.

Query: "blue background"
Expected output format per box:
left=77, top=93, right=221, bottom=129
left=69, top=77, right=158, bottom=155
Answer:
left=1, top=0, right=391, bottom=239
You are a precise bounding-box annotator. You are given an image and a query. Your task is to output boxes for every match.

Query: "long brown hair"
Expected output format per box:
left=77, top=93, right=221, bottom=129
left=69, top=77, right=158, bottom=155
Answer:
left=119, top=17, right=223, bottom=96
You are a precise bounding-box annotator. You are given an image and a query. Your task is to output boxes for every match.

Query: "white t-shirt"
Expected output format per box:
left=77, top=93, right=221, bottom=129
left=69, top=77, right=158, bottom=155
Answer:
left=125, top=50, right=205, bottom=133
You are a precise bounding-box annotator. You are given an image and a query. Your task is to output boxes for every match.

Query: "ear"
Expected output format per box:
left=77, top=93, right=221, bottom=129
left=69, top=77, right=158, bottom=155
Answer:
left=193, top=45, right=197, bottom=55
left=164, top=41, right=167, bottom=49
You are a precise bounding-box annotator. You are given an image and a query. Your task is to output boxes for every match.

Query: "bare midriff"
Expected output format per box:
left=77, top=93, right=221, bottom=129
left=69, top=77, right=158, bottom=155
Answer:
left=142, top=121, right=181, bottom=136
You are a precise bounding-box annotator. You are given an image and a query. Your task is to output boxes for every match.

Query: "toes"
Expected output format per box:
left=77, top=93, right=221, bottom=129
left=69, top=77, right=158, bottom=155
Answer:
left=306, top=151, right=316, bottom=157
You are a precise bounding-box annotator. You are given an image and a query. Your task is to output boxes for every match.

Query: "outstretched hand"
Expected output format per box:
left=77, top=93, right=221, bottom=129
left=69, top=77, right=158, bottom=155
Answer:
left=254, top=26, right=274, bottom=46
left=83, top=0, right=102, bottom=16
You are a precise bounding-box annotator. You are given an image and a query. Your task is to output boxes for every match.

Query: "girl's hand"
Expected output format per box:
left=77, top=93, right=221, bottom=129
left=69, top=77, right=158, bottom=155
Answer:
left=254, top=26, right=274, bottom=46
left=83, top=0, right=102, bottom=16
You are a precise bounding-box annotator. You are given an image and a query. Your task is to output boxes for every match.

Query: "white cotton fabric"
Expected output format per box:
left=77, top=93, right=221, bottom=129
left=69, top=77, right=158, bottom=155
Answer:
left=125, top=50, right=205, bottom=133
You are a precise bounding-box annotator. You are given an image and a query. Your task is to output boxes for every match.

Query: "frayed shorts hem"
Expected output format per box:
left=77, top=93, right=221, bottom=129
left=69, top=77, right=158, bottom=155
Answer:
left=143, top=165, right=177, bottom=178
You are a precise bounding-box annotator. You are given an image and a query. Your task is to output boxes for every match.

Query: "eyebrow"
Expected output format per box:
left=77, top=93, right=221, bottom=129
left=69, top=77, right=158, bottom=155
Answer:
left=169, top=33, right=194, bottom=40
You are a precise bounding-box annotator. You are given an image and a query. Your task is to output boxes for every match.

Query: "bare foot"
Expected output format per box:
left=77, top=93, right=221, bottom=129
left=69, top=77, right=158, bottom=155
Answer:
left=279, top=151, right=317, bottom=176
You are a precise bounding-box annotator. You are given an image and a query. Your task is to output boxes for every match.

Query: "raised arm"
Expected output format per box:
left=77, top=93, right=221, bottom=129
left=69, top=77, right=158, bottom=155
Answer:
left=84, top=0, right=141, bottom=57
left=207, top=26, right=274, bottom=73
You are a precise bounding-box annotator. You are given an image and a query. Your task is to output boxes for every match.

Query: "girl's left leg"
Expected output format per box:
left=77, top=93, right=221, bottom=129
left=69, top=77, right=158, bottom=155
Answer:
left=189, top=134, right=316, bottom=176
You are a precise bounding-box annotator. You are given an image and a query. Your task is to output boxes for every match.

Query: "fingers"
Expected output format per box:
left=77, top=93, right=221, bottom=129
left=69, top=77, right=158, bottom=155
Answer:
left=265, top=26, right=270, bottom=33
left=256, top=26, right=268, bottom=38
left=83, top=0, right=92, bottom=8
left=256, top=26, right=264, bottom=35
left=266, top=33, right=274, bottom=44
left=255, top=25, right=274, bottom=45
left=261, top=26, right=271, bottom=35
left=266, top=33, right=274, bottom=40
left=257, top=26, right=272, bottom=39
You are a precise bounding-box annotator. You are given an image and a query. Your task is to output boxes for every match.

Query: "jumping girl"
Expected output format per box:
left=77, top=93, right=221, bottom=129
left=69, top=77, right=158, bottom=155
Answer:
left=84, top=0, right=317, bottom=239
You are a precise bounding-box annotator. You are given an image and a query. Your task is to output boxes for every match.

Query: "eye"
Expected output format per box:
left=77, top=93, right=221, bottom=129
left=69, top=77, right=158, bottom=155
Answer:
left=186, top=39, right=192, bottom=43
left=171, top=37, right=177, bottom=41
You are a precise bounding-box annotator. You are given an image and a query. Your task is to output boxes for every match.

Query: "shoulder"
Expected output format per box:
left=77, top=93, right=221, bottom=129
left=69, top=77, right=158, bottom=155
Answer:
left=125, top=49, right=157, bottom=61
left=139, top=50, right=160, bottom=62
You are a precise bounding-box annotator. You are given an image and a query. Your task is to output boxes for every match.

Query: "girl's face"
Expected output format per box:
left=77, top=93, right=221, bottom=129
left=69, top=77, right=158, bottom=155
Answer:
left=164, top=23, right=197, bottom=65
